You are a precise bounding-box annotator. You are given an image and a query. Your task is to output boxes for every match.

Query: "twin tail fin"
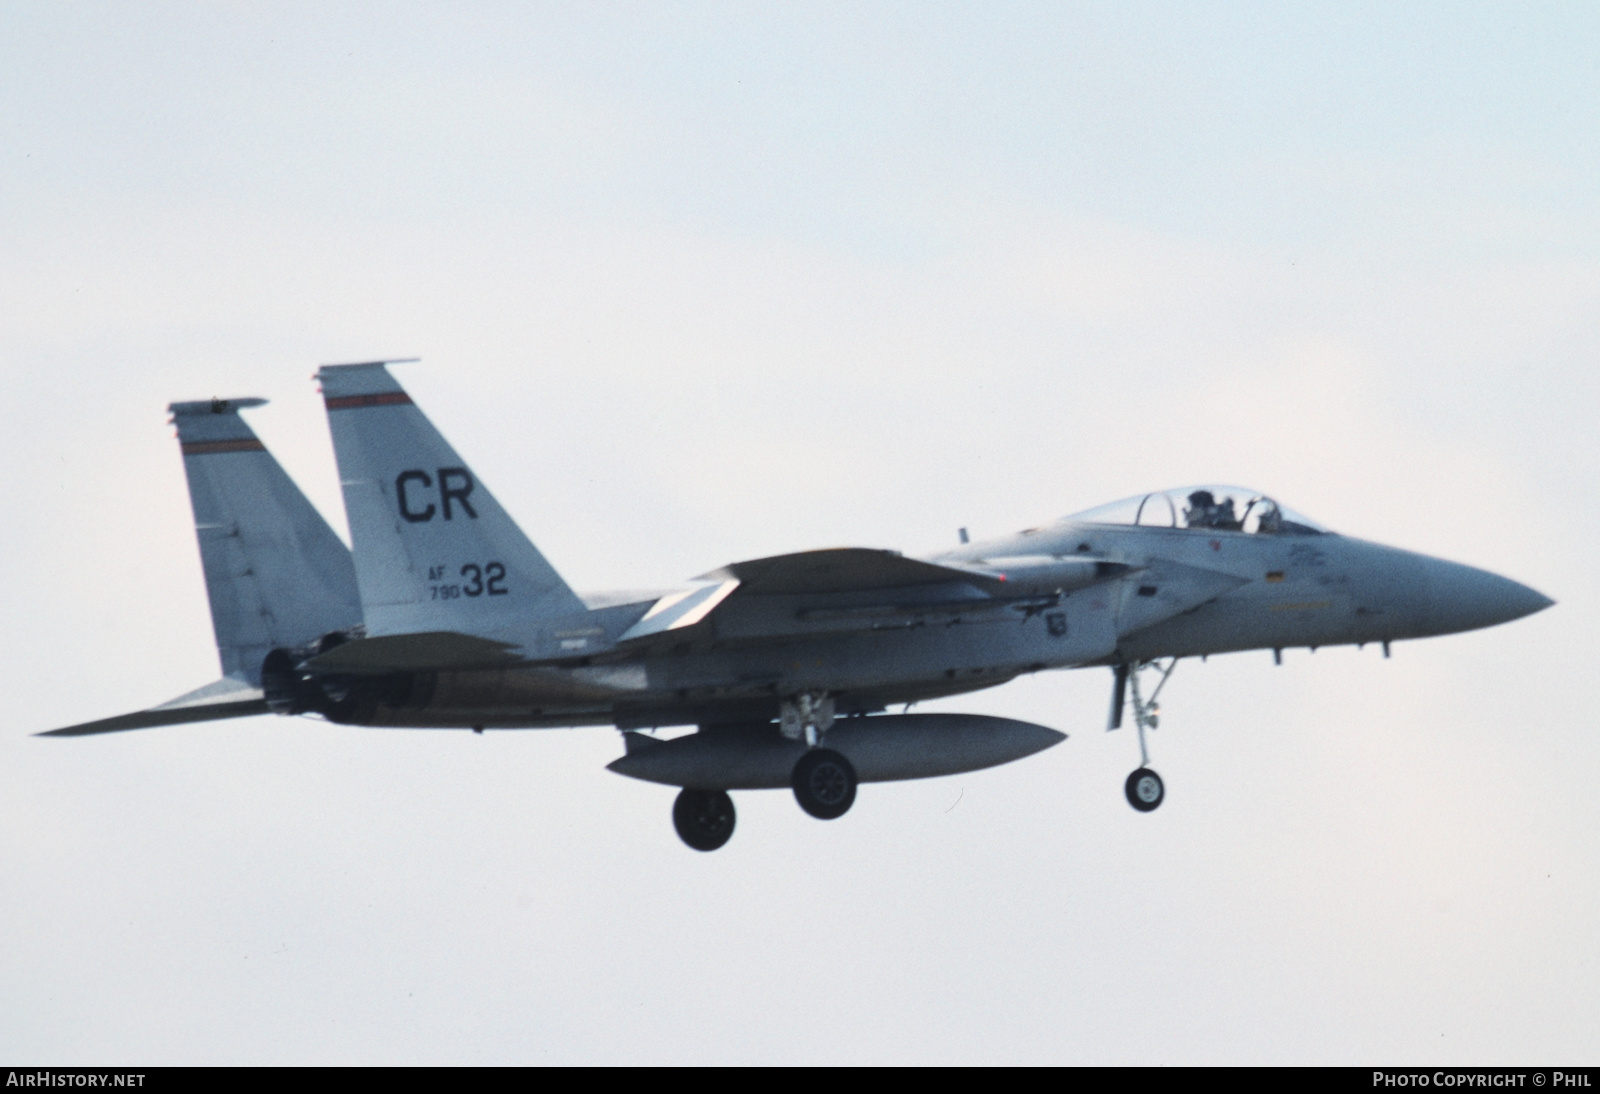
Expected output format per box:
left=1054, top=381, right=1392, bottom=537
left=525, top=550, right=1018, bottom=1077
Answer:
left=172, top=397, right=363, bottom=683
left=40, top=397, right=362, bottom=735
left=316, top=362, right=585, bottom=641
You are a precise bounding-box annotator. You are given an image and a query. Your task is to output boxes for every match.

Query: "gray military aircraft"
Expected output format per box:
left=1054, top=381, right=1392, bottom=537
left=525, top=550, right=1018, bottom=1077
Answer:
left=43, top=361, right=1554, bottom=850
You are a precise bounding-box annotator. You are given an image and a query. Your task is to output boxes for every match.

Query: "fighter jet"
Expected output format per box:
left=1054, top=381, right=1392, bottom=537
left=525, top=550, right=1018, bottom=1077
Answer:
left=42, top=362, right=1554, bottom=851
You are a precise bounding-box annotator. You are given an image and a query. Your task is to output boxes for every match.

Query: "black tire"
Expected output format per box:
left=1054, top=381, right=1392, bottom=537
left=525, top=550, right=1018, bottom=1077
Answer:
left=791, top=748, right=858, bottom=820
left=672, top=788, right=736, bottom=851
left=1125, top=767, right=1164, bottom=812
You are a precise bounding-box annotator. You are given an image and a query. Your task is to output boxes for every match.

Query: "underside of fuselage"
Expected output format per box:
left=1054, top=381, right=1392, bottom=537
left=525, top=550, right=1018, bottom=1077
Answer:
left=337, top=669, right=1023, bottom=730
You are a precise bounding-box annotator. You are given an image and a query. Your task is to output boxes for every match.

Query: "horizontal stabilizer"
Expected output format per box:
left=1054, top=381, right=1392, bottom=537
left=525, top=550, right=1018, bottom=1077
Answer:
left=305, top=631, right=525, bottom=673
left=38, top=678, right=267, bottom=737
left=697, top=548, right=994, bottom=596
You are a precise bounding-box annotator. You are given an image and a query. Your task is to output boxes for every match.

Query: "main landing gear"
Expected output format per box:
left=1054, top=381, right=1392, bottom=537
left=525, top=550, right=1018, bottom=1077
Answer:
left=791, top=748, right=857, bottom=819
left=1110, top=659, right=1176, bottom=812
left=672, top=788, right=736, bottom=852
left=668, top=694, right=859, bottom=851
left=780, top=690, right=856, bottom=819
left=779, top=691, right=835, bottom=746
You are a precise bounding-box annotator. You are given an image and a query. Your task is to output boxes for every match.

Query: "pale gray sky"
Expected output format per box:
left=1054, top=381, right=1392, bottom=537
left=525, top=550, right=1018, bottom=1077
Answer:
left=1, top=2, right=1594, bottom=1063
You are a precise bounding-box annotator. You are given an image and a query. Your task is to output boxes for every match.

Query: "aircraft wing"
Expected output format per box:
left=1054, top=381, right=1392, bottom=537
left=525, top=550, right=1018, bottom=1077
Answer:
left=611, top=549, right=996, bottom=646
left=695, top=548, right=997, bottom=595
left=609, top=547, right=1140, bottom=646
left=37, top=677, right=268, bottom=737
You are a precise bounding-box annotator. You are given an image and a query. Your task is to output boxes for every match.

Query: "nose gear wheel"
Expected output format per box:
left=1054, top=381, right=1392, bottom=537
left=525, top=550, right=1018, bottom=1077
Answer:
left=1125, top=767, right=1165, bottom=812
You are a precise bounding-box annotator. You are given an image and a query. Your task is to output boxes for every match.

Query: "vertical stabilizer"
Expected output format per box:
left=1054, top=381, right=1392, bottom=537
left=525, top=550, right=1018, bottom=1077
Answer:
left=316, top=362, right=586, bottom=639
left=173, top=397, right=363, bottom=683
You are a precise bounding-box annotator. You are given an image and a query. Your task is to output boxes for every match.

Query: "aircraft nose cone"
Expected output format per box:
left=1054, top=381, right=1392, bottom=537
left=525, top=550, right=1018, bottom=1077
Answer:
left=1422, top=559, right=1554, bottom=636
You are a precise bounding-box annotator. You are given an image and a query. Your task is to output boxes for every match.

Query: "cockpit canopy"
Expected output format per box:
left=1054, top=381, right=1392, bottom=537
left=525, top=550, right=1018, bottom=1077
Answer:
left=1065, top=486, right=1328, bottom=536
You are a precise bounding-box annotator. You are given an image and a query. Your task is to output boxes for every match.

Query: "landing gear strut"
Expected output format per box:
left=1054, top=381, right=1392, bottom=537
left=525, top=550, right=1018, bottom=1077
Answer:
left=672, top=788, right=736, bottom=851
left=791, top=748, right=857, bottom=819
left=1111, top=658, right=1177, bottom=812
left=780, top=691, right=857, bottom=819
left=779, top=692, right=835, bottom=746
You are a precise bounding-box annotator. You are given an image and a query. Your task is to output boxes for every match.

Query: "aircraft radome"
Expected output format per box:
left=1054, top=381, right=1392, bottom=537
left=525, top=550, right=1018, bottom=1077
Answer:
left=42, top=362, right=1555, bottom=851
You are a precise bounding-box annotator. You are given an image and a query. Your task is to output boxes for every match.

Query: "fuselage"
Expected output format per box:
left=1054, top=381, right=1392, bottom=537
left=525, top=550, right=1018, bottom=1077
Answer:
left=332, top=513, right=1551, bottom=732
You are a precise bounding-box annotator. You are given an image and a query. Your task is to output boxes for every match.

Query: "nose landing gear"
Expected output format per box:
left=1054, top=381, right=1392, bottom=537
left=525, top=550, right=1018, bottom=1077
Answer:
left=1110, top=658, right=1177, bottom=812
left=1125, top=767, right=1165, bottom=811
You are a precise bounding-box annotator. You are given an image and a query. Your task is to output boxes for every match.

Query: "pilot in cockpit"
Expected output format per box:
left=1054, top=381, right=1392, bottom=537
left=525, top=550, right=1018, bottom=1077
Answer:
left=1184, top=490, right=1242, bottom=531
